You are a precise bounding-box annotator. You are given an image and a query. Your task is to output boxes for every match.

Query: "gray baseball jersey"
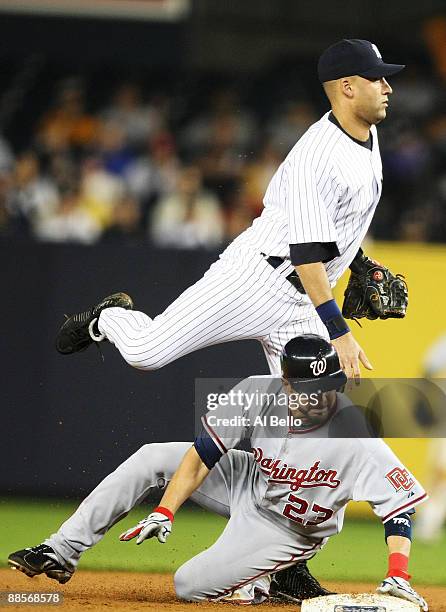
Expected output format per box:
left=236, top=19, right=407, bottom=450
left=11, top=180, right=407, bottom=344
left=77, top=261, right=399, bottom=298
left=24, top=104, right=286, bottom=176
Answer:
left=200, top=376, right=427, bottom=540
left=46, top=377, right=426, bottom=602
left=97, top=112, right=384, bottom=375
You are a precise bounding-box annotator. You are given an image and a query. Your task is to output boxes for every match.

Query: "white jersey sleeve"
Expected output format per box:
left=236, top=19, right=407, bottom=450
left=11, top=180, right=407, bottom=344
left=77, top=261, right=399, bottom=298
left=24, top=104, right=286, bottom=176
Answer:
left=352, top=439, right=428, bottom=523
left=286, top=145, right=339, bottom=247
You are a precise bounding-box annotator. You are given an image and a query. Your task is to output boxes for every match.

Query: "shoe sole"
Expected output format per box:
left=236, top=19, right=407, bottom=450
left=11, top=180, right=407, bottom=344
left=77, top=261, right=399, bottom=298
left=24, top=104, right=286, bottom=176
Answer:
left=8, top=559, right=72, bottom=584
left=269, top=590, right=302, bottom=604
left=8, top=558, right=38, bottom=578
left=270, top=588, right=335, bottom=604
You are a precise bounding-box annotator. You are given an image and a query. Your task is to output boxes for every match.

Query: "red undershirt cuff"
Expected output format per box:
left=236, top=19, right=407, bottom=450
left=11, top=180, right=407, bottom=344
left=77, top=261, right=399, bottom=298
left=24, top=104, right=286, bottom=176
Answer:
left=387, top=552, right=411, bottom=581
left=153, top=506, right=175, bottom=523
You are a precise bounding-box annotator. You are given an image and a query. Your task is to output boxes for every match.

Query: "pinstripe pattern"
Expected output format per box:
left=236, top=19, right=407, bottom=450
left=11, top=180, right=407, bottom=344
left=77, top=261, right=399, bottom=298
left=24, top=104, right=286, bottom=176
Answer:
left=99, top=252, right=322, bottom=375
left=98, top=112, right=382, bottom=374
left=232, top=111, right=382, bottom=285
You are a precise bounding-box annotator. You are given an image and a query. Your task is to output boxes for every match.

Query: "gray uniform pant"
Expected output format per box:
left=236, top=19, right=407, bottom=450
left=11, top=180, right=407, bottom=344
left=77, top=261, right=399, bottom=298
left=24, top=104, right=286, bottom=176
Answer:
left=46, top=442, right=325, bottom=601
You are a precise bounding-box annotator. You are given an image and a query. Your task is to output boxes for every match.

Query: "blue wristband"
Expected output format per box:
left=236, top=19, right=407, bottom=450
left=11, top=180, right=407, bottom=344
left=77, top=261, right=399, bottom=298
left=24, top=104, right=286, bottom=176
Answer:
left=316, top=299, right=350, bottom=340
left=384, top=513, right=412, bottom=541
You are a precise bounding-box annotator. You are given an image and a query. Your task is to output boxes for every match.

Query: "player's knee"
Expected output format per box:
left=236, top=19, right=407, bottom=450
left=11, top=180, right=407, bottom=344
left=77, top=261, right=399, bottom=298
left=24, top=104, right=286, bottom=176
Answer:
left=174, top=567, right=202, bottom=601
left=133, top=443, right=168, bottom=472
left=135, top=442, right=160, bottom=459
left=174, top=567, right=190, bottom=600
left=128, top=442, right=189, bottom=483
left=117, top=443, right=168, bottom=483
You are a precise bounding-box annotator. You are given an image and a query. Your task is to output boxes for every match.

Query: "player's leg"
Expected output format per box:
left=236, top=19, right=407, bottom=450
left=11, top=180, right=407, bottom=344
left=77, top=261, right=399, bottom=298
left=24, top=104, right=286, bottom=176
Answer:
left=174, top=502, right=325, bottom=602
left=8, top=442, right=232, bottom=578
left=42, top=442, right=192, bottom=570
left=176, top=448, right=325, bottom=603
left=95, top=254, right=305, bottom=370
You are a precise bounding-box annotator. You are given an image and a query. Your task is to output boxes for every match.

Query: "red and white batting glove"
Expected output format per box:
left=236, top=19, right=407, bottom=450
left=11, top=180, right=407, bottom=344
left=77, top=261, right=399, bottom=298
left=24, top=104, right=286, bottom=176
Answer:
left=119, top=507, right=174, bottom=545
left=377, top=577, right=428, bottom=611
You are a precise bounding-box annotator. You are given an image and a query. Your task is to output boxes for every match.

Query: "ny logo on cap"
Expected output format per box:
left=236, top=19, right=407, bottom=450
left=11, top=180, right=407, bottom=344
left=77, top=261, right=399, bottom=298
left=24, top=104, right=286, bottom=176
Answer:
left=310, top=358, right=327, bottom=376
left=371, top=43, right=382, bottom=59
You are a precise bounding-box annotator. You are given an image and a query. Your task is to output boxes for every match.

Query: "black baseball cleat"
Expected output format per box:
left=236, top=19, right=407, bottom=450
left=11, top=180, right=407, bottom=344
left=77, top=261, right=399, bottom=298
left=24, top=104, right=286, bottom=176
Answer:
left=270, top=560, right=335, bottom=603
left=55, top=292, right=133, bottom=355
left=8, top=544, right=73, bottom=584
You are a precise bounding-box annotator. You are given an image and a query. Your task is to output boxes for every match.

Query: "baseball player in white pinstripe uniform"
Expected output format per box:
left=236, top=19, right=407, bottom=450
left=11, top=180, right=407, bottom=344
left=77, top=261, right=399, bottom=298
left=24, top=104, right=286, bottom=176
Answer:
left=56, top=39, right=405, bottom=380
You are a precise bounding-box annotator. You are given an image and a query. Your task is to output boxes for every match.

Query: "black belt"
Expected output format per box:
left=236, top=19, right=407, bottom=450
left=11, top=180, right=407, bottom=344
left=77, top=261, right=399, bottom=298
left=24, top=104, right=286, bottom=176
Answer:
left=264, top=255, right=306, bottom=294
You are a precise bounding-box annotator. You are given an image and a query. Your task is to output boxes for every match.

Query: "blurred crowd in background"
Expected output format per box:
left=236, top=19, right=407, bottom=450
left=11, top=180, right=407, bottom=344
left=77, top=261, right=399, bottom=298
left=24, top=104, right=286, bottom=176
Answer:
left=1, top=65, right=446, bottom=248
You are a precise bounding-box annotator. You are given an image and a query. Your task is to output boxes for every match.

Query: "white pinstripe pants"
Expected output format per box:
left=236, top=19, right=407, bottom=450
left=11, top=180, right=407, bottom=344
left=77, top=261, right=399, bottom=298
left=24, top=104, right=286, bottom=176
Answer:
left=98, top=250, right=328, bottom=375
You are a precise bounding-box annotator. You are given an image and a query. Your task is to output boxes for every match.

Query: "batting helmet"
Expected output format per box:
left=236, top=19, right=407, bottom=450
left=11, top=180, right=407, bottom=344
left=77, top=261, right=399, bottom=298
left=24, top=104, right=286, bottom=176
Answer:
left=281, top=334, right=347, bottom=392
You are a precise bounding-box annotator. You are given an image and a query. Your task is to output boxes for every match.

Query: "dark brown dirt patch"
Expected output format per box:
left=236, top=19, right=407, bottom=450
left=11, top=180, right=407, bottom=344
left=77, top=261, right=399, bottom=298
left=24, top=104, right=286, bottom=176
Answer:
left=1, top=569, right=444, bottom=611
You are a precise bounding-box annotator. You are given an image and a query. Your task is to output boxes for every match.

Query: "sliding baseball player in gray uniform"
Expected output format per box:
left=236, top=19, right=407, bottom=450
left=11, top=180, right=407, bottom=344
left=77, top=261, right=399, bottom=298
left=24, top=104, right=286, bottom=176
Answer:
left=9, top=336, right=428, bottom=609
left=56, top=39, right=407, bottom=380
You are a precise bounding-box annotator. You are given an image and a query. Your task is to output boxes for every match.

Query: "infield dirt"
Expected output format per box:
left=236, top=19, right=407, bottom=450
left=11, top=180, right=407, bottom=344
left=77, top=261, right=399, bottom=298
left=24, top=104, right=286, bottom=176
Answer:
left=1, top=569, right=445, bottom=611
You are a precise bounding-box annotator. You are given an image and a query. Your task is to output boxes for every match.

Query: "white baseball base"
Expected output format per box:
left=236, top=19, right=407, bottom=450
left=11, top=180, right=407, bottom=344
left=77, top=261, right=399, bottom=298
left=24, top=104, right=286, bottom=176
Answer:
left=301, top=593, right=421, bottom=612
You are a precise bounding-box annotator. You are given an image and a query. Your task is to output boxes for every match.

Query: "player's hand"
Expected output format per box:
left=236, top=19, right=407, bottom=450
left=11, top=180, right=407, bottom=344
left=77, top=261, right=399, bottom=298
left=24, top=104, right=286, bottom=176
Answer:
left=331, top=332, right=373, bottom=380
left=119, top=512, right=172, bottom=545
left=377, top=577, right=428, bottom=611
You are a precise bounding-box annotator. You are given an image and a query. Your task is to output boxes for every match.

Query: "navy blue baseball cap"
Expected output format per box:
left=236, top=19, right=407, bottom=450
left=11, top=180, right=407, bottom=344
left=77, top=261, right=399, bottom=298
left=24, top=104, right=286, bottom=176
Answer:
left=318, top=39, right=405, bottom=83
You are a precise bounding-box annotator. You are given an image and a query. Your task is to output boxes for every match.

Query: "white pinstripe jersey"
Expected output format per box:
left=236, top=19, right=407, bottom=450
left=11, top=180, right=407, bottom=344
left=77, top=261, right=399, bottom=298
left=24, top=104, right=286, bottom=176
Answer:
left=227, top=112, right=382, bottom=285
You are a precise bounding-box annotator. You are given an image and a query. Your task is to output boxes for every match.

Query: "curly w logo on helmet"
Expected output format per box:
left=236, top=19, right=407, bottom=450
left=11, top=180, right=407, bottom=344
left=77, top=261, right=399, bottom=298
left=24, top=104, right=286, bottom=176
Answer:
left=309, top=358, right=327, bottom=376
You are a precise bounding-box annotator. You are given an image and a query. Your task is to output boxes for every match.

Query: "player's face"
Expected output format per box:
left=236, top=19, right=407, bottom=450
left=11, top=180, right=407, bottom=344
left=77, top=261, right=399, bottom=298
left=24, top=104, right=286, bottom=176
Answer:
left=283, top=379, right=337, bottom=424
left=298, top=389, right=337, bottom=423
left=352, top=76, right=393, bottom=125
